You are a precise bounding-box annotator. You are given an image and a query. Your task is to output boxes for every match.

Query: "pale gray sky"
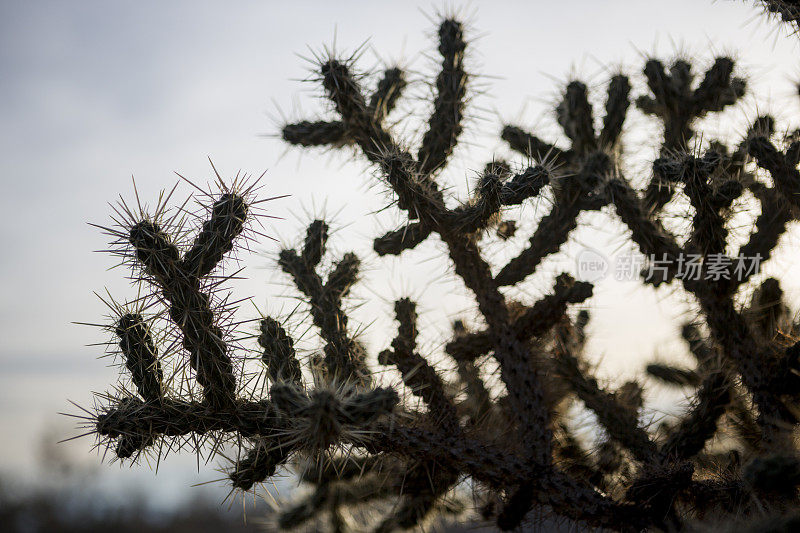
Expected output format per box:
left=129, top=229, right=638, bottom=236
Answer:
left=1, top=0, right=798, bottom=507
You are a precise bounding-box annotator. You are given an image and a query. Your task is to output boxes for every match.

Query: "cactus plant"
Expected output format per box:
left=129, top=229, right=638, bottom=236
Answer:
left=77, top=11, right=800, bottom=533
left=756, top=0, right=800, bottom=29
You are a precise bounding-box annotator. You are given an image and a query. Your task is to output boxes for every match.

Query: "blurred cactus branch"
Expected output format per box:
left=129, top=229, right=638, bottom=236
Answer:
left=748, top=135, right=800, bottom=211
left=552, top=320, right=657, bottom=463
left=229, top=316, right=303, bottom=490
left=379, top=298, right=458, bottom=428
left=445, top=274, right=593, bottom=362
left=637, top=57, right=745, bottom=212
left=607, top=151, right=797, bottom=443
left=363, top=422, right=650, bottom=530
left=497, top=77, right=629, bottom=286
left=278, top=220, right=370, bottom=384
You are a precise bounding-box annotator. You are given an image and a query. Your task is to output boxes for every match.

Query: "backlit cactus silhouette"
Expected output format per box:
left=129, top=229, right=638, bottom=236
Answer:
left=80, top=13, right=800, bottom=532
left=757, top=0, right=800, bottom=29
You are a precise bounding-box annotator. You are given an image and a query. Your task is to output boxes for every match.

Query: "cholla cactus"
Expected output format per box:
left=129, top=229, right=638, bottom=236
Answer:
left=78, top=13, right=800, bottom=533
left=756, top=0, right=800, bottom=30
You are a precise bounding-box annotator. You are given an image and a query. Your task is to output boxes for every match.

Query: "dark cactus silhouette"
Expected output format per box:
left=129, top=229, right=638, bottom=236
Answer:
left=757, top=0, right=800, bottom=29
left=78, top=10, right=800, bottom=532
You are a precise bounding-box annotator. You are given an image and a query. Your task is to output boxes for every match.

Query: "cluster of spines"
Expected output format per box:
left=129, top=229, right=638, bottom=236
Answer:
left=758, top=0, right=800, bottom=31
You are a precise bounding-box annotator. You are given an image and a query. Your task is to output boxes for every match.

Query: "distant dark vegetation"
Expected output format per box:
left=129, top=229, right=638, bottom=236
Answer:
left=0, top=478, right=258, bottom=533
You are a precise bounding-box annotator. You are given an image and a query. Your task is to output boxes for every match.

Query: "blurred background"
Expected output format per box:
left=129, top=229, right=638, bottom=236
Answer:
left=1, top=0, right=799, bottom=530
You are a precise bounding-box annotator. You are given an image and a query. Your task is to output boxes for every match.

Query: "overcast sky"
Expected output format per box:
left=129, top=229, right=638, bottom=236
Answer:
left=1, top=0, right=799, bottom=507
